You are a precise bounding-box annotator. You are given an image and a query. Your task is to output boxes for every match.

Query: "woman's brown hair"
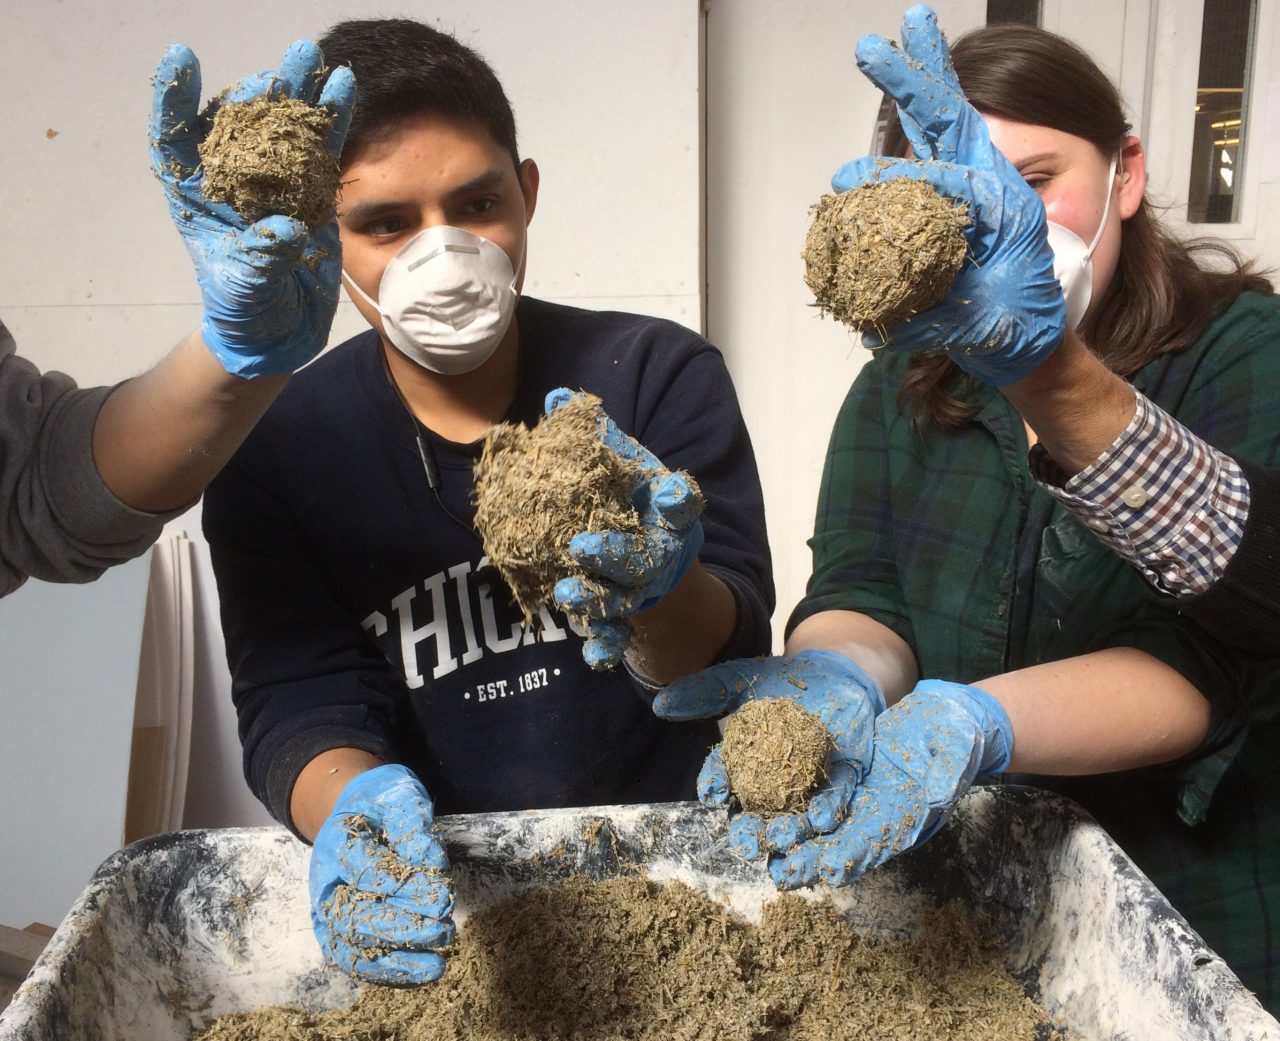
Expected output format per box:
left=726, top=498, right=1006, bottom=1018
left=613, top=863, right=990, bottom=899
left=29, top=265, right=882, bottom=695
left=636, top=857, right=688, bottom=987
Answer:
left=884, top=23, right=1273, bottom=428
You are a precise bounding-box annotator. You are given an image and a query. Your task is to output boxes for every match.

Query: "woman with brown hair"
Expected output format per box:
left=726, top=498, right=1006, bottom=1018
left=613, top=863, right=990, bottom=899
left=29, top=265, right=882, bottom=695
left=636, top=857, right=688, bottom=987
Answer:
left=657, top=4, right=1280, bottom=1010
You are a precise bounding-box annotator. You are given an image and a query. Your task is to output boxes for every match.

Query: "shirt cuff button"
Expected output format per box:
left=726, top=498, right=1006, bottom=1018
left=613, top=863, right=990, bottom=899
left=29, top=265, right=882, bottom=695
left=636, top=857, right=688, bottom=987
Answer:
left=1121, top=485, right=1150, bottom=508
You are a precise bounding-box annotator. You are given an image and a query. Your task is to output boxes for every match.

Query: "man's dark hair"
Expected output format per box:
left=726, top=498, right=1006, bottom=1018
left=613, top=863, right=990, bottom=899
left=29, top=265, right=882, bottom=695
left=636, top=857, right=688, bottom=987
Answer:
left=318, top=18, right=519, bottom=168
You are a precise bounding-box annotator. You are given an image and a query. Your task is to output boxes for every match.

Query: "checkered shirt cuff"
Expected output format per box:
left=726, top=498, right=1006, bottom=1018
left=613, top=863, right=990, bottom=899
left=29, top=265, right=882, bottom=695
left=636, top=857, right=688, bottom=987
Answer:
left=1030, top=393, right=1250, bottom=597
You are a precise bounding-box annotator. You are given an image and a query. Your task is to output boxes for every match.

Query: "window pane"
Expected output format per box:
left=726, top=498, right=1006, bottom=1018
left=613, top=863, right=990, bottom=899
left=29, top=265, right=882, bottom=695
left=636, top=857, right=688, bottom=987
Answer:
left=1188, top=0, right=1257, bottom=224
left=987, top=0, right=1040, bottom=26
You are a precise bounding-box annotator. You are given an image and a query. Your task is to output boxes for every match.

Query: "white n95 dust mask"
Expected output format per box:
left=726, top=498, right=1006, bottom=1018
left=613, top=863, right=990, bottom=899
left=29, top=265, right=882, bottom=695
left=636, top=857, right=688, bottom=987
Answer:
left=1044, top=153, right=1119, bottom=329
left=342, top=225, right=520, bottom=375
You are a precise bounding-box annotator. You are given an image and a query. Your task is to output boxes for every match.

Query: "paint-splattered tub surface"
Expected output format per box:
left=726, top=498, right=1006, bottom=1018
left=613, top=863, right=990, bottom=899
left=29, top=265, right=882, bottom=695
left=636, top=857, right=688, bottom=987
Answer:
left=0, top=787, right=1274, bottom=1041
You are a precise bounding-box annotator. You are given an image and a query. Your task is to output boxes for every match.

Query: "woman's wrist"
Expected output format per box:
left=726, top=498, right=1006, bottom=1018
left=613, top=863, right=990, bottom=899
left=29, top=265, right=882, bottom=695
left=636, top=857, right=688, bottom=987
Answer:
left=1001, top=331, right=1137, bottom=475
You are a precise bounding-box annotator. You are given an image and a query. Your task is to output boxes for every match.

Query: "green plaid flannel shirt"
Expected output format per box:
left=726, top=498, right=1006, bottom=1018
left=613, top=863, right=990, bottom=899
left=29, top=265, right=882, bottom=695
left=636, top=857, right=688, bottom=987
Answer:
left=789, top=291, right=1280, bottom=1011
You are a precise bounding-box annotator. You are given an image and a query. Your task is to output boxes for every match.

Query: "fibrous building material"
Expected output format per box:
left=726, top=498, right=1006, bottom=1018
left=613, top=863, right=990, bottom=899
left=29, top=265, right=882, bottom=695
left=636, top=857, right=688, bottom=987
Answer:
left=199, top=95, right=340, bottom=229
left=721, top=697, right=833, bottom=816
left=473, top=393, right=696, bottom=631
left=802, top=176, right=970, bottom=332
left=195, top=875, right=1052, bottom=1041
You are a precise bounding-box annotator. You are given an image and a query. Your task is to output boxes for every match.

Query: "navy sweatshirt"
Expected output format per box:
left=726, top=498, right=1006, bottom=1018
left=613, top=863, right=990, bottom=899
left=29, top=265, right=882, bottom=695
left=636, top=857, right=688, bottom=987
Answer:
left=203, top=298, right=774, bottom=829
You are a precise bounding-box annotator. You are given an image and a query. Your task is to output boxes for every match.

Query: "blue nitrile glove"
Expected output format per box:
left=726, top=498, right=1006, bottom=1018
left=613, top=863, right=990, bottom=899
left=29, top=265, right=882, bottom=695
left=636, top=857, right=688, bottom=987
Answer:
left=309, top=764, right=455, bottom=985
left=768, top=678, right=1014, bottom=889
left=150, top=40, right=356, bottom=377
left=829, top=4, right=1066, bottom=386
left=653, top=650, right=886, bottom=874
left=545, top=388, right=706, bottom=670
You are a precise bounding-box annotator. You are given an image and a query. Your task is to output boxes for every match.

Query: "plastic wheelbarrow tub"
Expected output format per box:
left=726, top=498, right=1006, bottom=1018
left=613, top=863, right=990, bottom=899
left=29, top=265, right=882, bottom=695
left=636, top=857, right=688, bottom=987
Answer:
left=0, top=785, right=1275, bottom=1041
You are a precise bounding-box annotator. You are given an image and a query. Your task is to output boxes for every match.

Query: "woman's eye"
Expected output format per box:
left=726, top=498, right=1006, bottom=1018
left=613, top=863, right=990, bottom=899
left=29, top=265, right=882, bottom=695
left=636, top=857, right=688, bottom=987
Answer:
left=1022, top=174, right=1050, bottom=194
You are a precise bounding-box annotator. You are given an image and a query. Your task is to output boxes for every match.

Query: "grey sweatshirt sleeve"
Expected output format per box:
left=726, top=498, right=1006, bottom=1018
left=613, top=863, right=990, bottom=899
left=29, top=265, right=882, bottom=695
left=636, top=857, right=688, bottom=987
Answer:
left=0, top=319, right=174, bottom=597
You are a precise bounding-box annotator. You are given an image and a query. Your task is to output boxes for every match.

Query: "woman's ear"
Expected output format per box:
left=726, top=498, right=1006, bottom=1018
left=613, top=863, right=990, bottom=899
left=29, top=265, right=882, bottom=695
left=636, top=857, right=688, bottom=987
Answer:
left=1116, top=135, right=1146, bottom=220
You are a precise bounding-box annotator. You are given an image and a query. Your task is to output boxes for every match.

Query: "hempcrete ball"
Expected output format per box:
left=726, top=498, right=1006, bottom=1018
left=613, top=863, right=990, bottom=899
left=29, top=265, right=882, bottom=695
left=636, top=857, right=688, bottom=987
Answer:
left=721, top=697, right=833, bottom=816
left=199, top=95, right=340, bottom=229
left=802, top=177, right=970, bottom=332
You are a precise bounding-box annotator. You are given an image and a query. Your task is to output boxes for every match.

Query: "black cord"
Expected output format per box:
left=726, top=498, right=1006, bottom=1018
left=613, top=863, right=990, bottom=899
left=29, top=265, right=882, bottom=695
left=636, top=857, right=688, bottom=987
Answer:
left=412, top=429, right=441, bottom=491
left=379, top=350, right=478, bottom=539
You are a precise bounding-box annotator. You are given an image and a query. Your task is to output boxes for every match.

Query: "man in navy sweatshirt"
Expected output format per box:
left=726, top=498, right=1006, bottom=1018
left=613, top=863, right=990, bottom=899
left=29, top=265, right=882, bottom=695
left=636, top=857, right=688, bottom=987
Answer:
left=202, top=18, right=773, bottom=986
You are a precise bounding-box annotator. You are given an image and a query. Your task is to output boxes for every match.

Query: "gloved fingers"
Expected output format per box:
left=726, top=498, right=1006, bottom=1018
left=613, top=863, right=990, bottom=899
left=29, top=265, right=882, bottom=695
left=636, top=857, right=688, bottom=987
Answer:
left=856, top=18, right=997, bottom=171
left=728, top=813, right=767, bottom=862
left=815, top=831, right=875, bottom=887
left=830, top=156, right=975, bottom=211
left=768, top=839, right=824, bottom=891
left=567, top=531, right=654, bottom=587
left=379, top=823, right=449, bottom=877
left=542, top=388, right=663, bottom=470
left=696, top=746, right=730, bottom=808
left=858, top=297, right=973, bottom=354
left=318, top=65, right=357, bottom=158
left=863, top=295, right=1048, bottom=384
left=855, top=34, right=924, bottom=159
left=565, top=526, right=697, bottom=610
left=581, top=617, right=630, bottom=670
left=649, top=472, right=703, bottom=531
left=218, top=71, right=285, bottom=107
left=357, top=774, right=447, bottom=867
left=327, top=891, right=456, bottom=950
left=335, top=832, right=452, bottom=907
left=301, top=234, right=345, bottom=287
left=232, top=216, right=310, bottom=270
left=344, top=861, right=454, bottom=920
left=854, top=33, right=952, bottom=162
left=321, top=905, right=451, bottom=987
left=805, top=783, right=850, bottom=835
left=272, top=39, right=327, bottom=101
left=328, top=943, right=448, bottom=987
left=804, top=761, right=859, bottom=834
left=149, top=44, right=203, bottom=180
left=221, top=40, right=324, bottom=105
left=899, top=4, right=965, bottom=96
left=568, top=527, right=691, bottom=594
left=596, top=411, right=662, bottom=470
left=805, top=690, right=879, bottom=761
left=543, top=386, right=580, bottom=414
left=856, top=32, right=966, bottom=166
left=651, top=658, right=761, bottom=720
left=554, top=573, right=642, bottom=618
left=815, top=773, right=930, bottom=886
left=764, top=810, right=815, bottom=854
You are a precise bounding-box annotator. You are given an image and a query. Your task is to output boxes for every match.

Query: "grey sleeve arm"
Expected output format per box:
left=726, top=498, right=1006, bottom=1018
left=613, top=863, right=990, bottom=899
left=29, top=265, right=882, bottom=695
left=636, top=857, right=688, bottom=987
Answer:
left=0, top=320, right=175, bottom=596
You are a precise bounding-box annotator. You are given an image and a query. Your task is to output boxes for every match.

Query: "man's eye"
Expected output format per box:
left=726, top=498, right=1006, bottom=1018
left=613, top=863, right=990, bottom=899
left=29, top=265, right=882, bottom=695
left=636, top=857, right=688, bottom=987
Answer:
left=366, top=216, right=407, bottom=236
left=467, top=197, right=498, bottom=215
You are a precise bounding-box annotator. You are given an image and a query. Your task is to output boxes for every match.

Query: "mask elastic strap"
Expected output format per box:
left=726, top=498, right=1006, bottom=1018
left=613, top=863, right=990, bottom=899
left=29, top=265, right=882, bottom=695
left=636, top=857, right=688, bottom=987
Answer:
left=341, top=269, right=381, bottom=311
left=510, top=241, right=527, bottom=292
left=1084, top=154, right=1120, bottom=260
